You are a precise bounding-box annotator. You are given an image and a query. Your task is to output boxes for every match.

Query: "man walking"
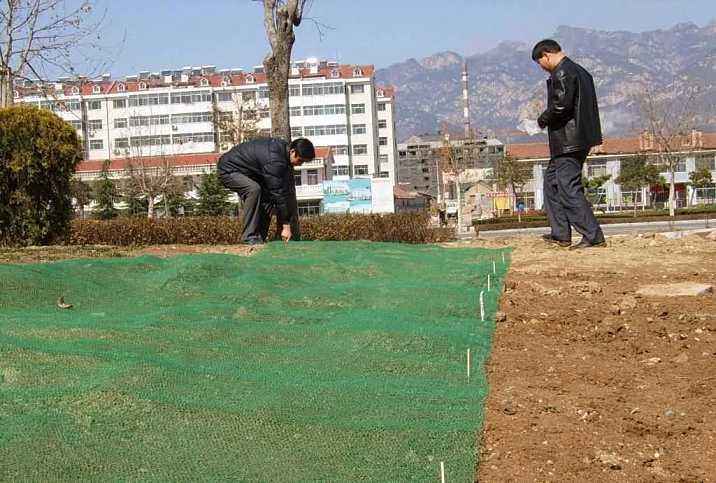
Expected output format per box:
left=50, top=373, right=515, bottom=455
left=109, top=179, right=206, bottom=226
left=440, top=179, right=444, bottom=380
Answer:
left=532, top=39, right=606, bottom=249
left=217, top=137, right=315, bottom=244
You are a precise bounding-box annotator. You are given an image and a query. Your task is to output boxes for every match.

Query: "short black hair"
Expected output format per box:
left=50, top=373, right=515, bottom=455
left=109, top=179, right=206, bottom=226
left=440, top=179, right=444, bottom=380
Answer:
left=290, top=137, right=315, bottom=160
left=531, top=39, right=562, bottom=61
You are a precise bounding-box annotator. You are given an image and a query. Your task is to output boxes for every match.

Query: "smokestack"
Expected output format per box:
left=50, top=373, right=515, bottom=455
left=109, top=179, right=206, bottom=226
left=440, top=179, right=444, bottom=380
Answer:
left=462, top=61, right=471, bottom=139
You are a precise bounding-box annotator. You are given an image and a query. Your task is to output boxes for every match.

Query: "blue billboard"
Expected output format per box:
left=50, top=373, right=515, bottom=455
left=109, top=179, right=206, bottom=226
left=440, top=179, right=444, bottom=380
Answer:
left=322, top=179, right=372, bottom=214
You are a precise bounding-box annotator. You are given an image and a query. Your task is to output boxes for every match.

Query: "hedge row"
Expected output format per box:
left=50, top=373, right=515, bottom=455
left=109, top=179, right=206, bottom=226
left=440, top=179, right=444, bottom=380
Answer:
left=69, top=214, right=456, bottom=246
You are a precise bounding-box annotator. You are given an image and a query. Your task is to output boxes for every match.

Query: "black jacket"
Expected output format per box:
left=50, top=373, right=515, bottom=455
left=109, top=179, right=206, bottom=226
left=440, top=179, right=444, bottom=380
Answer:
left=217, top=138, right=294, bottom=224
left=538, top=57, right=603, bottom=158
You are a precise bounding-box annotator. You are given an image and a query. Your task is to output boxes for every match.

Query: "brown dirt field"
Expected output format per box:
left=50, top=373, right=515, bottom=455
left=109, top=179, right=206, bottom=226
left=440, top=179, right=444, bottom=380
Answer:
left=461, top=232, right=716, bottom=482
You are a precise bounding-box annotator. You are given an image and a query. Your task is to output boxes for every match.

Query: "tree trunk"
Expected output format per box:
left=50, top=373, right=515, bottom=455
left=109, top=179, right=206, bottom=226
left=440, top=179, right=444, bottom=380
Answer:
left=0, top=69, right=15, bottom=108
left=264, top=49, right=292, bottom=142
left=669, top=166, right=676, bottom=217
left=147, top=196, right=155, bottom=219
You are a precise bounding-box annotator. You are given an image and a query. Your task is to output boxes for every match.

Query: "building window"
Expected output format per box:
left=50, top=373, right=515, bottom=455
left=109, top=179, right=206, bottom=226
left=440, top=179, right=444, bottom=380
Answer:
left=587, top=164, right=608, bottom=178
left=87, top=119, right=103, bottom=130
left=353, top=165, right=369, bottom=175
left=351, top=103, right=365, bottom=114
left=117, top=83, right=126, bottom=92
left=306, top=169, right=319, bottom=185
left=114, top=118, right=127, bottom=129
left=67, top=120, right=82, bottom=130
left=379, top=137, right=388, bottom=146
left=92, top=85, right=101, bottom=94
left=353, top=144, right=368, bottom=155
left=294, top=173, right=302, bottom=186
left=200, top=78, right=209, bottom=87
left=303, top=124, right=347, bottom=136
left=113, top=98, right=127, bottom=109
left=172, top=132, right=214, bottom=145
left=170, top=91, right=212, bottom=104
left=377, top=102, right=387, bottom=112
left=242, top=90, right=256, bottom=101
left=171, top=112, right=212, bottom=124
left=130, top=135, right=171, bottom=147
left=71, top=86, right=80, bottom=95
left=289, top=85, right=301, bottom=97
left=332, top=165, right=349, bottom=176
left=297, top=200, right=321, bottom=216
left=290, top=106, right=302, bottom=117
left=302, top=104, right=346, bottom=116
left=353, top=67, right=363, bottom=77
left=378, top=120, right=387, bottom=129
left=258, top=87, right=270, bottom=99
left=129, top=93, right=170, bottom=107
left=379, top=154, right=389, bottom=164
left=330, top=69, right=340, bottom=79
left=217, top=92, right=233, bottom=102
left=302, top=82, right=344, bottom=96
left=352, top=124, right=367, bottom=135
left=291, top=127, right=303, bottom=138
left=89, top=139, right=103, bottom=150
left=378, top=171, right=389, bottom=178
left=114, top=138, right=129, bottom=149
left=331, top=145, right=349, bottom=156
left=246, top=74, right=255, bottom=84
left=138, top=82, right=148, bottom=90
left=350, top=84, right=365, bottom=94
left=87, top=100, right=102, bottom=110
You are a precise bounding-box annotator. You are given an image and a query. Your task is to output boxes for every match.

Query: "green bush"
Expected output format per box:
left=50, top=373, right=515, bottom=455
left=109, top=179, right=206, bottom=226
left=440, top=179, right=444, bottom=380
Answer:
left=69, top=213, right=455, bottom=246
left=0, top=105, right=83, bottom=246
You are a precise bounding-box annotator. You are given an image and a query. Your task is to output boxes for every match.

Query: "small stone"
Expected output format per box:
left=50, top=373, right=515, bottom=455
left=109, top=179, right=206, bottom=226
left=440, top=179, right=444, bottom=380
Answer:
left=647, top=317, right=654, bottom=323
left=495, top=311, right=507, bottom=323
left=695, top=328, right=704, bottom=334
left=503, top=401, right=517, bottom=415
left=609, top=305, right=621, bottom=315
left=618, top=295, right=638, bottom=311
left=596, top=451, right=622, bottom=470
left=672, top=353, right=689, bottom=364
left=664, top=409, right=675, bottom=417
left=641, top=357, right=662, bottom=365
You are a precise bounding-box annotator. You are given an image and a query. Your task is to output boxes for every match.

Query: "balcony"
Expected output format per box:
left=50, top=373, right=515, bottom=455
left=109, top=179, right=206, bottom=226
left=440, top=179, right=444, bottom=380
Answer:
left=295, top=159, right=325, bottom=170
left=295, top=183, right=323, bottom=199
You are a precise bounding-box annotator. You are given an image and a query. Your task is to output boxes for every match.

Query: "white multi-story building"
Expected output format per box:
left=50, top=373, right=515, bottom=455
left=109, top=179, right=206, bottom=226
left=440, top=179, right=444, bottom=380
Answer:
left=14, top=59, right=398, bottom=214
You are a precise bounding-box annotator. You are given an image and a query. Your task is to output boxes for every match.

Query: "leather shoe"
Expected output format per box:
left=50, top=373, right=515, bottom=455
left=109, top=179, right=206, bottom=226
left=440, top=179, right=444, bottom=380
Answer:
left=569, top=238, right=607, bottom=250
left=541, top=234, right=571, bottom=247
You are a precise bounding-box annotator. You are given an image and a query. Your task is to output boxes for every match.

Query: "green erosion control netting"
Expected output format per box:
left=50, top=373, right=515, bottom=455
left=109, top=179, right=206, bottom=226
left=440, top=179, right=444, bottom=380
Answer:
left=0, top=241, right=510, bottom=481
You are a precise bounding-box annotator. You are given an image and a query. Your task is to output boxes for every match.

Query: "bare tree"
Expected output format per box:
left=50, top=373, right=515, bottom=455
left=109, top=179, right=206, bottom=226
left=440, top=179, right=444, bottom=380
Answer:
left=635, top=83, right=701, bottom=217
left=259, top=0, right=309, bottom=142
left=123, top=154, right=175, bottom=219
left=0, top=0, right=109, bottom=108
left=213, top=95, right=259, bottom=149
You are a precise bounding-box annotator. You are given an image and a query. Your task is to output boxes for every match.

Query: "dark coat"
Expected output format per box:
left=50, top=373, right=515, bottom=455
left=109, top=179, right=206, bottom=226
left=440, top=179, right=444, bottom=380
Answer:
left=538, top=57, right=603, bottom=158
left=217, top=138, right=295, bottom=224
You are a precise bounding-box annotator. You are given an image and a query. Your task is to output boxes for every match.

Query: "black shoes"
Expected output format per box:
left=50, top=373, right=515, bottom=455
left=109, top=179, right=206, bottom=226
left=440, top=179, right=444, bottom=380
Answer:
left=541, top=234, right=571, bottom=247
left=569, top=238, right=607, bottom=250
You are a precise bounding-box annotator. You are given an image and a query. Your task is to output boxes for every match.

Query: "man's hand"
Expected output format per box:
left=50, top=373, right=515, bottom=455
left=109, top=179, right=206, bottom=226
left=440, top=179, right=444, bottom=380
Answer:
left=281, top=224, right=292, bottom=243
left=537, top=112, right=548, bottom=129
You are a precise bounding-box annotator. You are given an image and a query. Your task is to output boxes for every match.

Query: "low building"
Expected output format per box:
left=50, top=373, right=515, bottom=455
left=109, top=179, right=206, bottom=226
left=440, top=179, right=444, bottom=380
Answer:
left=507, top=131, right=716, bottom=211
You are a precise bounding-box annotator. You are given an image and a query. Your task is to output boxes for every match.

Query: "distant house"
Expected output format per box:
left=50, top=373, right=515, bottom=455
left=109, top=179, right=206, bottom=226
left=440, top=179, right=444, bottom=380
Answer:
left=394, top=185, right=430, bottom=213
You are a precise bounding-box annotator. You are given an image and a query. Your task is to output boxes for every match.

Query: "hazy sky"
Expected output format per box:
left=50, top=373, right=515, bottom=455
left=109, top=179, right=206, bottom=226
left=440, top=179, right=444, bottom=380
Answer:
left=100, top=0, right=715, bottom=76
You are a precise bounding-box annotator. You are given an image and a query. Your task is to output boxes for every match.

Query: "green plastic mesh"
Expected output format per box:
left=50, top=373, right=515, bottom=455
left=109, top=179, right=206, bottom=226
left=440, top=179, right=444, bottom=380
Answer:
left=0, top=241, right=509, bottom=481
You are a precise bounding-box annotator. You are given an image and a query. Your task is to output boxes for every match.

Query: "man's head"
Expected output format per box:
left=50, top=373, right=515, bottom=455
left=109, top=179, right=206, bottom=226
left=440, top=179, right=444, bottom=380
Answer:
left=531, top=39, right=566, bottom=73
left=288, top=138, right=316, bottom=166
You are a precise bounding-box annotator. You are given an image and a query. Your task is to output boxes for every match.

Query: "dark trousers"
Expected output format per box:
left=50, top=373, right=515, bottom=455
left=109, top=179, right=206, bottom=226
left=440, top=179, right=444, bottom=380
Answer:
left=543, top=151, right=604, bottom=244
left=219, top=172, right=301, bottom=243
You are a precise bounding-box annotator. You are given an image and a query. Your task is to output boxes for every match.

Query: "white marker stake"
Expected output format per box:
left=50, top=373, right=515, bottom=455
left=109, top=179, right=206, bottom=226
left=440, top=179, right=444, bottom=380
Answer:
left=440, top=461, right=446, bottom=483
left=479, top=290, right=485, bottom=322
left=502, top=252, right=506, bottom=264
left=493, top=260, right=496, bottom=274
left=487, top=273, right=491, bottom=291
left=467, top=349, right=471, bottom=382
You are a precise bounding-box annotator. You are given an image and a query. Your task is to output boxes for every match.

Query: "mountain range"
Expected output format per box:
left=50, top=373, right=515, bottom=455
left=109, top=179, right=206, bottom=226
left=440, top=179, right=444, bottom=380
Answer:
left=374, top=21, right=716, bottom=143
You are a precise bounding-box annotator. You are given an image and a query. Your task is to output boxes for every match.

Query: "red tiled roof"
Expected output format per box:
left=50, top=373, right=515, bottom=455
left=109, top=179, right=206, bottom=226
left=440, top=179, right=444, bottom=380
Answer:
left=508, top=132, right=716, bottom=160
left=376, top=85, right=396, bottom=99
left=77, top=146, right=334, bottom=173
left=77, top=153, right=221, bottom=173
left=16, top=64, right=376, bottom=99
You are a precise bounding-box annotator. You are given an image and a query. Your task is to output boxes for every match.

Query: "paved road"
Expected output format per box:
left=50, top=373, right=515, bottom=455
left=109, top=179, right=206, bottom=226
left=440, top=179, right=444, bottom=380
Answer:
left=471, top=218, right=714, bottom=239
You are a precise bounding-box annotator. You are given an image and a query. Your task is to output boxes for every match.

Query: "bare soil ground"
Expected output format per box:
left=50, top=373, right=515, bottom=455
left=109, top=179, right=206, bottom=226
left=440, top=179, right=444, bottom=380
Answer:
left=462, top=232, right=716, bottom=482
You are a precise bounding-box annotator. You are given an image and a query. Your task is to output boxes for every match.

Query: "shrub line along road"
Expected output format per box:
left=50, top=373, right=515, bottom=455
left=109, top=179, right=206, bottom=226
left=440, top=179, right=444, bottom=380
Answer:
left=473, top=218, right=712, bottom=239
